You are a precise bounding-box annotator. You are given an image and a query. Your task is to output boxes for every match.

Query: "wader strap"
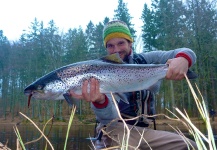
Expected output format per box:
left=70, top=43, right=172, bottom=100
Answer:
left=133, top=53, right=147, bottom=64
left=140, top=91, right=150, bottom=122
left=94, top=122, right=106, bottom=141
left=136, top=91, right=156, bottom=129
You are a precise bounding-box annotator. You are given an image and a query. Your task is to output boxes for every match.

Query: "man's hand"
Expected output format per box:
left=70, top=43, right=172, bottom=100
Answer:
left=166, top=57, right=189, bottom=80
left=69, top=78, right=105, bottom=104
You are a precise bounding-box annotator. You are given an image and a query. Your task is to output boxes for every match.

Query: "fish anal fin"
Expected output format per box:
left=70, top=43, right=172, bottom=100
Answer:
left=63, top=93, right=73, bottom=106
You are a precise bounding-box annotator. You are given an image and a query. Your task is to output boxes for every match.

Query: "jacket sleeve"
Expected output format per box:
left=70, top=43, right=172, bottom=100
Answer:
left=140, top=48, right=196, bottom=67
left=91, top=94, right=119, bottom=124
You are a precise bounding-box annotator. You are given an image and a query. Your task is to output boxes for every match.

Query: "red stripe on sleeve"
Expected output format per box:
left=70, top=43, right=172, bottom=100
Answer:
left=92, top=95, right=109, bottom=109
left=175, top=53, right=192, bottom=67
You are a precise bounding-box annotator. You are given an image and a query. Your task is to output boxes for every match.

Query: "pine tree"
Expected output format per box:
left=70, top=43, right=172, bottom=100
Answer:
left=113, top=0, right=136, bottom=41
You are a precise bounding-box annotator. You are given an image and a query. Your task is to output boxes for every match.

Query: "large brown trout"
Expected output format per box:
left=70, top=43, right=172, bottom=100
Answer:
left=24, top=53, right=196, bottom=107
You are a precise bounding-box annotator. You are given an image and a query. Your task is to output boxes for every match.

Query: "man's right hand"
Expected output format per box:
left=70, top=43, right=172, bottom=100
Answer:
left=69, top=78, right=106, bottom=104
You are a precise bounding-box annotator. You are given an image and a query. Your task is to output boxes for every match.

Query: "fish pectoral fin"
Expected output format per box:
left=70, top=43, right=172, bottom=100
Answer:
left=99, top=53, right=125, bottom=64
left=63, top=93, right=73, bottom=106
left=113, top=93, right=129, bottom=104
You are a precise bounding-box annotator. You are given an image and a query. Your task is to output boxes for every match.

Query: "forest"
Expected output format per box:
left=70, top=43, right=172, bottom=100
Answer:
left=0, top=0, right=216, bottom=121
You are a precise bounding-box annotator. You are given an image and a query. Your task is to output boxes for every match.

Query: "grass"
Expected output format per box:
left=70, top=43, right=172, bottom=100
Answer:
left=99, top=75, right=216, bottom=150
left=12, top=75, right=216, bottom=150
left=15, top=112, right=54, bottom=150
left=64, top=106, right=76, bottom=150
left=13, top=105, right=76, bottom=150
left=169, top=74, right=216, bottom=150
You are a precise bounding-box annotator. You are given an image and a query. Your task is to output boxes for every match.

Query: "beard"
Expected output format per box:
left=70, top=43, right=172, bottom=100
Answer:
left=122, top=53, right=130, bottom=63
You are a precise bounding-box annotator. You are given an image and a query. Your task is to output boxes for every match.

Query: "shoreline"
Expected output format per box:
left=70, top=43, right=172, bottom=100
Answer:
left=0, top=116, right=216, bottom=126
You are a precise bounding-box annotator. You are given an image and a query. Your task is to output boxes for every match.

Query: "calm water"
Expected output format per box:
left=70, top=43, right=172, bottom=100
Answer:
left=0, top=122, right=216, bottom=149
left=0, top=124, right=94, bottom=150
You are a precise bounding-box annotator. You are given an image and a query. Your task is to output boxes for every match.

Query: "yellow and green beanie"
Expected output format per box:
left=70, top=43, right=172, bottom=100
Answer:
left=103, top=20, right=133, bottom=47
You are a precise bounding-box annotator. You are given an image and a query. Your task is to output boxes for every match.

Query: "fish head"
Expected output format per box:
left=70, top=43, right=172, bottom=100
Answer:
left=24, top=80, right=66, bottom=99
left=24, top=73, right=67, bottom=107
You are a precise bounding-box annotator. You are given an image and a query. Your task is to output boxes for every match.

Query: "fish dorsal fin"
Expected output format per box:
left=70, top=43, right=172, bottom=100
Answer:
left=99, top=53, right=125, bottom=64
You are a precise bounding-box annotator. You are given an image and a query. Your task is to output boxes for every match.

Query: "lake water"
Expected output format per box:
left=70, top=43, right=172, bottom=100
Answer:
left=0, top=122, right=216, bottom=149
left=0, top=124, right=94, bottom=150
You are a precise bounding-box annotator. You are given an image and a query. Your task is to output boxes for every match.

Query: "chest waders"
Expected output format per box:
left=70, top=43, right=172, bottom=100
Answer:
left=93, top=53, right=157, bottom=140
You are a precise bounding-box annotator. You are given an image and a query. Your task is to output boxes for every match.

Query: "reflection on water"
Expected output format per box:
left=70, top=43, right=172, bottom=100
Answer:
left=156, top=122, right=217, bottom=134
left=0, top=122, right=216, bottom=149
left=0, top=124, right=95, bottom=150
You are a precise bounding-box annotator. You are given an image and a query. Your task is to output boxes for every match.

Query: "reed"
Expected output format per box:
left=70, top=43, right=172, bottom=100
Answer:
left=13, top=75, right=216, bottom=149
left=168, top=75, right=216, bottom=150
left=14, top=106, right=76, bottom=150
left=13, top=126, right=25, bottom=150
left=16, top=112, right=54, bottom=150
left=64, top=105, right=76, bottom=150
left=102, top=75, right=216, bottom=150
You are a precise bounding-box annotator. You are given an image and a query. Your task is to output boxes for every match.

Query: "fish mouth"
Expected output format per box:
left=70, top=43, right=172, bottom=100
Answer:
left=24, top=89, right=64, bottom=101
left=28, top=93, right=33, bottom=108
left=24, top=90, right=39, bottom=108
left=23, top=90, right=33, bottom=108
left=24, top=90, right=32, bottom=96
left=24, top=89, right=44, bottom=96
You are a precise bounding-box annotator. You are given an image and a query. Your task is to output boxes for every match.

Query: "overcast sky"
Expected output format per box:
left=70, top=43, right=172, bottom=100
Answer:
left=0, top=0, right=151, bottom=41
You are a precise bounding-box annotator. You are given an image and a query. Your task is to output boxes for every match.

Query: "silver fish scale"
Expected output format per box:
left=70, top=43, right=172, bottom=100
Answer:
left=98, top=64, right=167, bottom=92
left=44, top=80, right=66, bottom=92
left=55, top=61, right=167, bottom=94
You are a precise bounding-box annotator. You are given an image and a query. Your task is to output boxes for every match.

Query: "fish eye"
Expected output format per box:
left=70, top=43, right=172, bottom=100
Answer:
left=37, top=85, right=43, bottom=90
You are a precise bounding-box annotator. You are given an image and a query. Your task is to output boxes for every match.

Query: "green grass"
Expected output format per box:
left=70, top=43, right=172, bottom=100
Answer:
left=13, top=75, right=216, bottom=150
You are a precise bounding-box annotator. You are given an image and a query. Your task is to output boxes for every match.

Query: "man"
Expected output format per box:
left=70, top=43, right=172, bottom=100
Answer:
left=70, top=20, right=197, bottom=149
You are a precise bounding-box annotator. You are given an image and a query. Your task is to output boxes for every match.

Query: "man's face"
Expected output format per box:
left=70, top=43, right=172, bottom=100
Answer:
left=106, top=38, right=132, bottom=60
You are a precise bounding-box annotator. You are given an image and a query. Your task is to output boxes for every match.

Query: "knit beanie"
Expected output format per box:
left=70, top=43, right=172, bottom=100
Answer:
left=103, top=20, right=133, bottom=46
